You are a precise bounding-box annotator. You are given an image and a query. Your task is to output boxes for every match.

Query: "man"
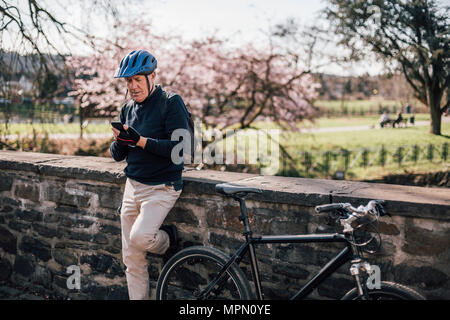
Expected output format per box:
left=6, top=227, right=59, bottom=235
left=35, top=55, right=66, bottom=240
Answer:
left=379, top=111, right=391, bottom=128
left=109, top=50, right=189, bottom=300
left=392, top=111, right=403, bottom=128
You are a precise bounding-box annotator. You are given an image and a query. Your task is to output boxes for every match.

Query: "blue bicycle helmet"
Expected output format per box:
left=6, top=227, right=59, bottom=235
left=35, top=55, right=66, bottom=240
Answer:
left=114, top=50, right=157, bottom=78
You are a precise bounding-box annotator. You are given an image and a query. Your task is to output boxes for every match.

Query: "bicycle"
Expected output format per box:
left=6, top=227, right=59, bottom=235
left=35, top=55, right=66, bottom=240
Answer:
left=156, top=183, right=425, bottom=300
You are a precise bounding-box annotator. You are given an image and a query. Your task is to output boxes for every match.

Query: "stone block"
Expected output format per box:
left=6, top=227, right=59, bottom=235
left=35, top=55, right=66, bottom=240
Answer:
left=0, top=173, right=12, bottom=191
left=402, top=221, right=450, bottom=256
left=206, top=202, right=243, bottom=233
left=317, top=276, right=355, bottom=299
left=165, top=205, right=199, bottom=226
left=14, top=182, right=40, bottom=202
left=19, top=236, right=51, bottom=262
left=0, top=225, right=17, bottom=254
left=68, top=231, right=94, bottom=242
left=378, top=221, right=400, bottom=236
left=0, top=257, right=12, bottom=281
left=13, top=255, right=36, bottom=277
left=272, top=263, right=309, bottom=280
left=209, top=232, right=243, bottom=252
left=93, top=233, right=109, bottom=245
left=32, top=223, right=60, bottom=238
left=52, top=249, right=78, bottom=267
left=98, top=223, right=121, bottom=235
left=44, top=184, right=91, bottom=208
left=8, top=220, right=31, bottom=232
left=15, top=208, right=43, bottom=222
left=393, top=264, right=449, bottom=291
left=80, top=254, right=123, bottom=276
left=32, top=264, right=53, bottom=289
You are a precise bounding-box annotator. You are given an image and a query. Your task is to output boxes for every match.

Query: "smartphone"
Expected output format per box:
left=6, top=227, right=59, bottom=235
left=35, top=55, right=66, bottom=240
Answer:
left=111, top=121, right=126, bottom=132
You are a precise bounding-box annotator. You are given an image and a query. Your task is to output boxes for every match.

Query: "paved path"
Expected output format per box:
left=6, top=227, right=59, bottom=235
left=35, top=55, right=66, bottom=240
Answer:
left=300, top=118, right=450, bottom=133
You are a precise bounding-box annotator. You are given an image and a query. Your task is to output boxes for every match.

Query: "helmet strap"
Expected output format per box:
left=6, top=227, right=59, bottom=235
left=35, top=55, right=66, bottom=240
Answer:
left=145, top=75, right=154, bottom=99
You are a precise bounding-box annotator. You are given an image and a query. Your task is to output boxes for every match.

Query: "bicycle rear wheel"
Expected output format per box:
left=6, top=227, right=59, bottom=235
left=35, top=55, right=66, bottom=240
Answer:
left=341, top=281, right=425, bottom=300
left=156, top=246, right=253, bottom=300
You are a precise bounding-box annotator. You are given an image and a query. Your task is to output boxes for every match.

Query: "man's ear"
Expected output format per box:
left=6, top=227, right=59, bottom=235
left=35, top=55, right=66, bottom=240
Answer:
left=150, top=72, right=156, bottom=81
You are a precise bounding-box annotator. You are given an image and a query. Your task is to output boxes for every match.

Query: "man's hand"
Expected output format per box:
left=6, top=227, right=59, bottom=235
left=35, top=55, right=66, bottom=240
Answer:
left=111, top=127, right=128, bottom=147
left=113, top=125, right=147, bottom=148
left=117, top=125, right=140, bottom=145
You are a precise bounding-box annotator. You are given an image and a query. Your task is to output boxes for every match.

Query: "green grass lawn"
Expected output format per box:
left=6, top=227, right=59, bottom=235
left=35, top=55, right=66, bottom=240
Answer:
left=280, top=122, right=450, bottom=153
left=0, top=123, right=111, bottom=135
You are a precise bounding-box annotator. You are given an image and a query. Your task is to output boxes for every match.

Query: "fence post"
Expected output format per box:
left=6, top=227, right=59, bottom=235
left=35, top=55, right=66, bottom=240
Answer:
left=396, top=146, right=404, bottom=167
left=323, top=151, right=331, bottom=174
left=379, top=145, right=386, bottom=167
left=442, top=143, right=448, bottom=162
left=412, top=145, right=419, bottom=163
left=427, top=144, right=434, bottom=161
left=361, top=149, right=368, bottom=168
left=342, top=149, right=350, bottom=171
left=304, top=151, right=312, bottom=174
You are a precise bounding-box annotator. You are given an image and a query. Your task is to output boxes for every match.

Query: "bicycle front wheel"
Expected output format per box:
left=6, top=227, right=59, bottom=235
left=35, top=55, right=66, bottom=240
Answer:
left=156, top=246, right=253, bottom=300
left=341, top=281, right=425, bottom=300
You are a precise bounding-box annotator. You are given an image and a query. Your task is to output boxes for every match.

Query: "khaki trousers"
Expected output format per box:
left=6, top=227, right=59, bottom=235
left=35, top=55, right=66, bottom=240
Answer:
left=120, top=178, right=181, bottom=300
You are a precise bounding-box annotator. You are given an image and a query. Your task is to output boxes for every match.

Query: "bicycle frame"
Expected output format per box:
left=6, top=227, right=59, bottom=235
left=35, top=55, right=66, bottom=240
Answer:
left=210, top=233, right=355, bottom=300
left=198, top=196, right=362, bottom=300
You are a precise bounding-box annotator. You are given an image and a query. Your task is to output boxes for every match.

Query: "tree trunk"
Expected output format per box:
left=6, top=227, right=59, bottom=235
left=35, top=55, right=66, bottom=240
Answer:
left=429, top=95, right=442, bottom=136
left=79, top=105, right=84, bottom=140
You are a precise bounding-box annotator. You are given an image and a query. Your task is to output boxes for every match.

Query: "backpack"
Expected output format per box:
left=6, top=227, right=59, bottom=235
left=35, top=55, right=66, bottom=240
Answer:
left=159, top=90, right=195, bottom=164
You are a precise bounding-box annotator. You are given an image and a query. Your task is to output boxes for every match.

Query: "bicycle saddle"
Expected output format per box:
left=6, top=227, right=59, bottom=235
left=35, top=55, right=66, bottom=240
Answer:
left=215, top=183, right=263, bottom=196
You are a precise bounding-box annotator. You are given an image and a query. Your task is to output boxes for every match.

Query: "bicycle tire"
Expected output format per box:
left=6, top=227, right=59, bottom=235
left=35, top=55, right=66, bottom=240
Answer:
left=341, top=281, right=425, bottom=300
left=156, top=246, right=253, bottom=300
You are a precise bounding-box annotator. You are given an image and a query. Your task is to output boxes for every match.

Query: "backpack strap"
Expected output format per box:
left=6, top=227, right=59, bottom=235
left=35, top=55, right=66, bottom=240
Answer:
left=159, top=90, right=169, bottom=121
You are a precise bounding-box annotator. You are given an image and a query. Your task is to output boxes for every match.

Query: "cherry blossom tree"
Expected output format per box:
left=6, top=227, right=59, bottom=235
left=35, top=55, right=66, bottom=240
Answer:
left=66, top=21, right=320, bottom=138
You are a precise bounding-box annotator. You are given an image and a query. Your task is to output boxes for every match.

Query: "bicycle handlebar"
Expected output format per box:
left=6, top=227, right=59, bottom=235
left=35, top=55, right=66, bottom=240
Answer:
left=315, top=200, right=388, bottom=232
left=314, top=203, right=345, bottom=213
left=314, top=200, right=388, bottom=219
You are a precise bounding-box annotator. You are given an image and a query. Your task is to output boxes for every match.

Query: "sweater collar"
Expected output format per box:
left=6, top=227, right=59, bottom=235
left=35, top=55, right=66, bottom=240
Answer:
left=136, top=84, right=162, bottom=106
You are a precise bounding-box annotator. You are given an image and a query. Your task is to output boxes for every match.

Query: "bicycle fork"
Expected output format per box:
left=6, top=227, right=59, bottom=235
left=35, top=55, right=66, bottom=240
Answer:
left=350, top=259, right=371, bottom=300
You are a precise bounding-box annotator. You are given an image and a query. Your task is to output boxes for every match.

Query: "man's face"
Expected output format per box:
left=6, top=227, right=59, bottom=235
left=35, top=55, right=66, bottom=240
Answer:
left=125, top=73, right=155, bottom=103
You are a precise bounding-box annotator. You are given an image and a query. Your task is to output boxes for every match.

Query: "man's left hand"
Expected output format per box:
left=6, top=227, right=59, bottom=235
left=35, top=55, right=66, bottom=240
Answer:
left=118, top=125, right=146, bottom=148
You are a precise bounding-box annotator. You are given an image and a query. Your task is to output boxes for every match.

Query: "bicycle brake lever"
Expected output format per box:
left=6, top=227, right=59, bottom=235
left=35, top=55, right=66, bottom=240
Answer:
left=375, top=203, right=391, bottom=217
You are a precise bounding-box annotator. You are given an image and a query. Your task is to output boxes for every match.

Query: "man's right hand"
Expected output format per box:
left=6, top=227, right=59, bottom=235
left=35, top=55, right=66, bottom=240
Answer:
left=111, top=127, right=128, bottom=147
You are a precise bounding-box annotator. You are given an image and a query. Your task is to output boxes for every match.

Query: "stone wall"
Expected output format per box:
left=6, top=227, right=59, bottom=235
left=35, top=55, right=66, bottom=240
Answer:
left=0, top=150, right=449, bottom=300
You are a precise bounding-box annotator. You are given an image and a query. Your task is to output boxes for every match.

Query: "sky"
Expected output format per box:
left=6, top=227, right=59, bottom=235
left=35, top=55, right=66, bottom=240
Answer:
left=10, top=0, right=446, bottom=76
left=134, top=0, right=326, bottom=43
left=70, top=0, right=381, bottom=76
left=68, top=0, right=326, bottom=48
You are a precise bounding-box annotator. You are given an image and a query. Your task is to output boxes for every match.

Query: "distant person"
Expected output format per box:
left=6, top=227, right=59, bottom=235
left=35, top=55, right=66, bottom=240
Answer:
left=379, top=111, right=391, bottom=128
left=405, top=103, right=411, bottom=114
left=393, top=111, right=403, bottom=128
left=444, top=106, right=450, bottom=117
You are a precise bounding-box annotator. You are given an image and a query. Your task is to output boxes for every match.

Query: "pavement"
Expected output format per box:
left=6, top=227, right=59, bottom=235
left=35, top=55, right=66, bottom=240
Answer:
left=300, top=117, right=450, bottom=133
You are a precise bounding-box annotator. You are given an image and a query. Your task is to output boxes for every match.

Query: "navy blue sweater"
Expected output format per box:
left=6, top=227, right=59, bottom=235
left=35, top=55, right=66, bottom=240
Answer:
left=110, top=85, right=189, bottom=189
